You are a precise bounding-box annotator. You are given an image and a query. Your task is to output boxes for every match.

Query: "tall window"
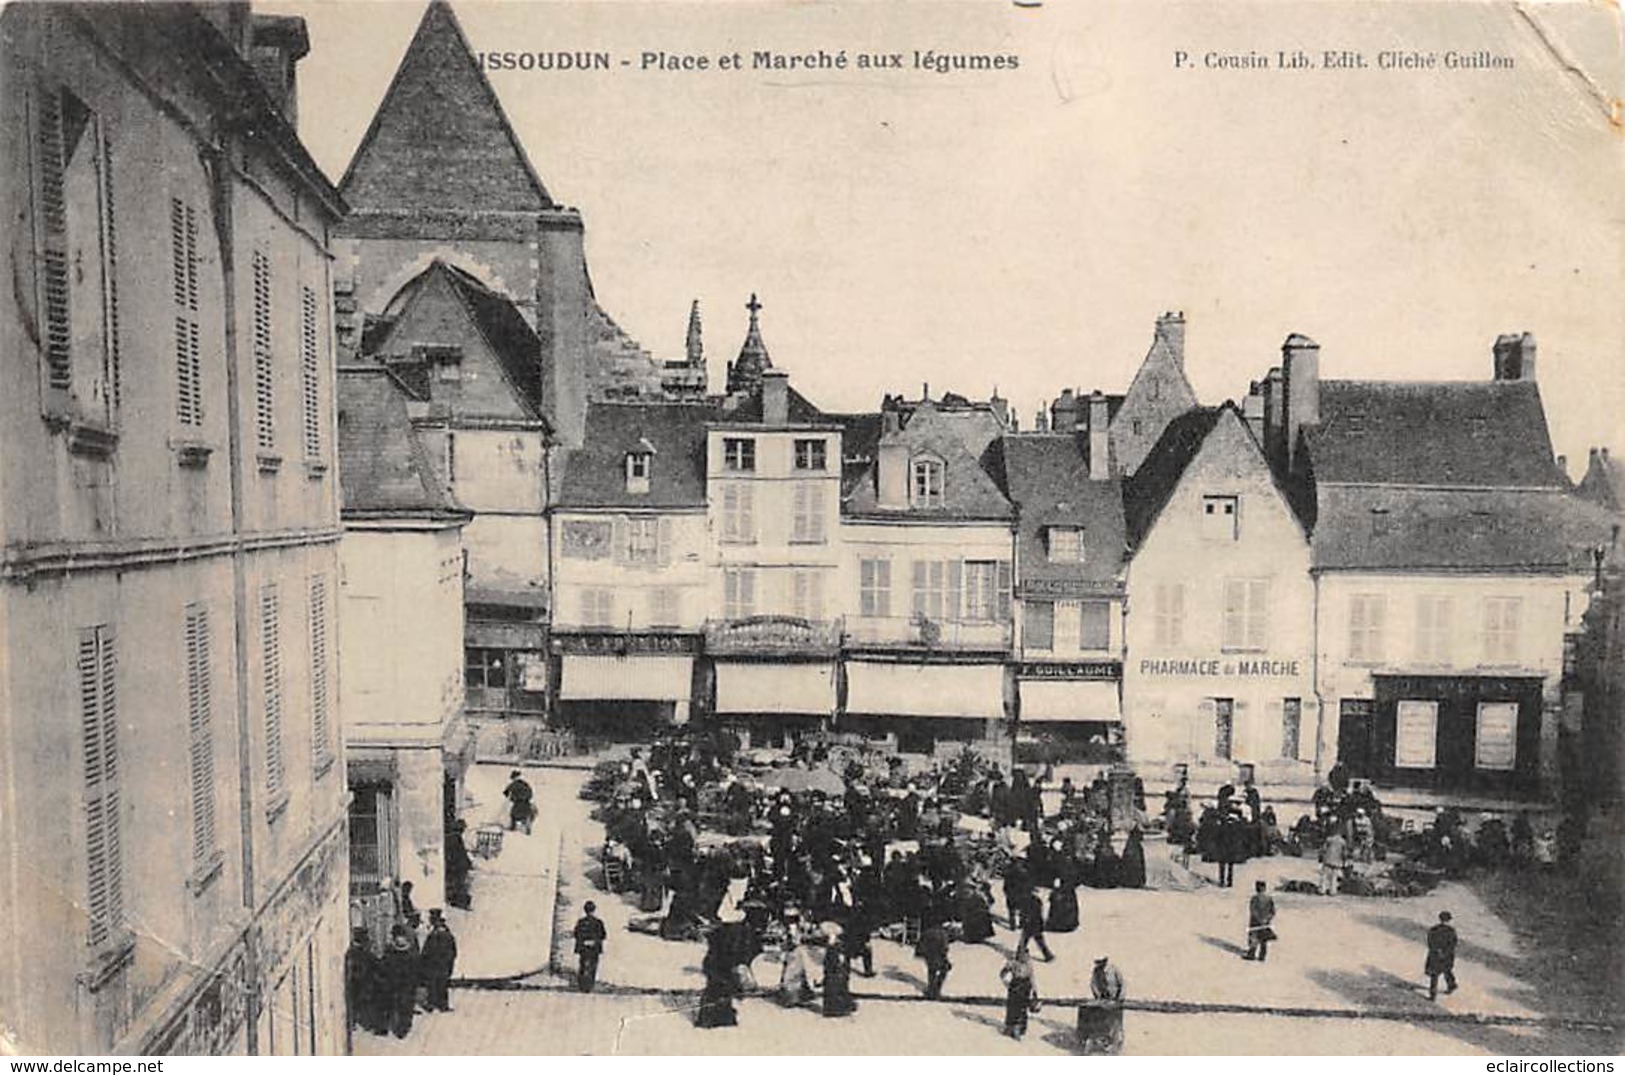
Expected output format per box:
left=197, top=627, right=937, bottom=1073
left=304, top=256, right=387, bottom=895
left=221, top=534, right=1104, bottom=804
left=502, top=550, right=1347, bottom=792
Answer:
left=36, top=85, right=120, bottom=423
left=723, top=437, right=756, bottom=472
left=650, top=586, right=680, bottom=627
left=723, top=568, right=757, bottom=620
left=794, top=439, right=827, bottom=471
left=1024, top=601, right=1055, bottom=652
left=719, top=482, right=756, bottom=544
left=1153, top=582, right=1185, bottom=647
left=252, top=250, right=274, bottom=452
left=171, top=197, right=202, bottom=426
left=1483, top=597, right=1522, bottom=665
left=1221, top=579, right=1268, bottom=651
left=1415, top=595, right=1453, bottom=664
left=859, top=559, right=891, bottom=618
left=792, top=483, right=827, bottom=543
left=626, top=517, right=660, bottom=564
left=78, top=624, right=122, bottom=948
left=963, top=561, right=999, bottom=621
left=1280, top=697, right=1302, bottom=760
left=792, top=571, right=825, bottom=620
left=1201, top=495, right=1239, bottom=540
left=184, top=605, right=217, bottom=871
left=1047, top=528, right=1083, bottom=563
left=911, top=560, right=948, bottom=621
left=581, top=589, right=614, bottom=627
left=260, top=584, right=285, bottom=812
left=911, top=457, right=944, bottom=508
left=1348, top=594, right=1387, bottom=662
left=1079, top=600, right=1111, bottom=650
left=625, top=452, right=651, bottom=494
left=309, top=576, right=333, bottom=775
left=300, top=286, right=321, bottom=460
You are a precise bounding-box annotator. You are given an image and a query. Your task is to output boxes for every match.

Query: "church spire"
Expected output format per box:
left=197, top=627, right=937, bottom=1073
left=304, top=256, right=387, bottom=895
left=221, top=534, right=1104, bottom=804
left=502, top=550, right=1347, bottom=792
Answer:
left=727, top=292, right=773, bottom=394
left=685, top=299, right=704, bottom=368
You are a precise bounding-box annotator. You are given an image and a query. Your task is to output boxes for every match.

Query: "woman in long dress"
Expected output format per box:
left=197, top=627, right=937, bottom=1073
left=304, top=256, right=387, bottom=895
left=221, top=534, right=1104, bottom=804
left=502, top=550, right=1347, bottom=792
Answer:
left=1120, top=827, right=1148, bottom=890
left=957, top=879, right=995, bottom=943
left=1045, top=850, right=1081, bottom=933
left=695, top=928, right=740, bottom=1028
left=999, top=948, right=1037, bottom=1041
left=821, top=934, right=857, bottom=1017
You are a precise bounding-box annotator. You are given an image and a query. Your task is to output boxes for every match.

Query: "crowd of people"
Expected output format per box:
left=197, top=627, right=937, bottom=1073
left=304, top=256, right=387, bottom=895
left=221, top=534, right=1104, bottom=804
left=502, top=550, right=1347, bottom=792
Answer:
left=345, top=904, right=460, bottom=1040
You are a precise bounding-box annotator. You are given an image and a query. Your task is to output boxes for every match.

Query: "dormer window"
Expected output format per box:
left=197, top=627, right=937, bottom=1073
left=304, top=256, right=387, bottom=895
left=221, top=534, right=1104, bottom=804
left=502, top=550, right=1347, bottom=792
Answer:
left=625, top=451, right=652, bottom=494
left=911, top=455, right=944, bottom=508
left=1047, top=527, right=1084, bottom=563
left=794, top=438, right=827, bottom=471
left=723, top=437, right=755, bottom=472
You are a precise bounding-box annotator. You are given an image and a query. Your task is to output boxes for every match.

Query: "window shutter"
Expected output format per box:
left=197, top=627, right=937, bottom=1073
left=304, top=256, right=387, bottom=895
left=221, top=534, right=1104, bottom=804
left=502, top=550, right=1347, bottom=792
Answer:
left=658, top=518, right=674, bottom=567
left=300, top=285, right=320, bottom=458
left=261, top=585, right=284, bottom=803
left=185, top=606, right=216, bottom=866
left=38, top=86, right=72, bottom=396
left=252, top=251, right=274, bottom=450
left=171, top=198, right=202, bottom=426
left=99, top=126, right=120, bottom=410
left=80, top=626, right=122, bottom=948
left=997, top=560, right=1013, bottom=621
left=911, top=561, right=927, bottom=616
left=611, top=516, right=628, bottom=566
left=740, top=483, right=756, bottom=543
left=947, top=560, right=963, bottom=621
left=310, top=576, right=332, bottom=773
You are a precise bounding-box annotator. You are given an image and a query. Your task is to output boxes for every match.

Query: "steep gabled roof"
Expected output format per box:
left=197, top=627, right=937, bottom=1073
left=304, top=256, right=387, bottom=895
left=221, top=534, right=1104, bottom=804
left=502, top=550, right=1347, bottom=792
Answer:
left=558, top=401, right=720, bottom=509
left=1123, top=406, right=1223, bottom=548
left=337, top=366, right=467, bottom=520
left=1306, top=380, right=1568, bottom=488
left=845, top=407, right=1014, bottom=522
left=1312, top=485, right=1616, bottom=573
left=339, top=2, right=552, bottom=212
left=997, top=435, right=1126, bottom=589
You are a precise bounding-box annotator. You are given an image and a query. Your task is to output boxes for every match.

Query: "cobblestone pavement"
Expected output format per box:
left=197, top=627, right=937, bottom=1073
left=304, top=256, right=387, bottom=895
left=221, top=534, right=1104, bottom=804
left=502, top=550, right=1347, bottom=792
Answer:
left=356, top=764, right=1620, bottom=1055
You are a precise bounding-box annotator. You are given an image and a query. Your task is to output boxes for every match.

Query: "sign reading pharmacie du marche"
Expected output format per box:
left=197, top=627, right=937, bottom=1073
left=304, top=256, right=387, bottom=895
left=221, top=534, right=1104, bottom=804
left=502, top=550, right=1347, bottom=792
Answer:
left=1137, top=656, right=1304, bottom=678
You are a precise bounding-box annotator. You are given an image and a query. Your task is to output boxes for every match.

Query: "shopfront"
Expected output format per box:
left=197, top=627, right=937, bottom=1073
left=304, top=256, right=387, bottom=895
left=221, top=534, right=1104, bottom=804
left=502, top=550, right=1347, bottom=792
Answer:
left=1351, top=674, right=1544, bottom=793
left=705, top=617, right=841, bottom=748
left=1015, top=660, right=1123, bottom=763
left=552, top=633, right=700, bottom=740
left=841, top=659, right=1008, bottom=754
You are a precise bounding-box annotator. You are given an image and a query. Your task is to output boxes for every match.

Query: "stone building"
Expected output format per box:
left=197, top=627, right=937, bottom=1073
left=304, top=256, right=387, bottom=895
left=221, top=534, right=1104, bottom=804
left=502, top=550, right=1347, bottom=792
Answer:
left=336, top=366, right=471, bottom=926
left=0, top=3, right=348, bottom=1053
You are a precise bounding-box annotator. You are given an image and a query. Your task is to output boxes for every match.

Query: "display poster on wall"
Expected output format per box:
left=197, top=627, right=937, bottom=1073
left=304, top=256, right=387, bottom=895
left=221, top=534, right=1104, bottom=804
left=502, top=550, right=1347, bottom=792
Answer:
left=1475, top=702, right=1518, bottom=771
left=518, top=651, right=550, bottom=692
left=1395, top=700, right=1438, bottom=769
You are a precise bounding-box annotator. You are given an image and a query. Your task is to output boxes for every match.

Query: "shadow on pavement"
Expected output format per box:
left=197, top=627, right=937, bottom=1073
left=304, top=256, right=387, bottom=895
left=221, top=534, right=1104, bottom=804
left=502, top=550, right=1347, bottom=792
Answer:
left=1199, top=933, right=1249, bottom=958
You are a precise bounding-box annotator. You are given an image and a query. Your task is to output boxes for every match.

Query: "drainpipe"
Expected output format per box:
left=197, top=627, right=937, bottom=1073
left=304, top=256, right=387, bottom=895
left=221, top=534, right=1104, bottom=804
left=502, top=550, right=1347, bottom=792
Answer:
left=1311, top=570, right=1326, bottom=786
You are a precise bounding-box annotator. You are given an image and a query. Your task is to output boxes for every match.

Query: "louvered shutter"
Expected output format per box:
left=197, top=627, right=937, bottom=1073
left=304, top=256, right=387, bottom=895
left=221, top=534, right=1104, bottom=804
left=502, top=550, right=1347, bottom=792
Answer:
left=185, top=605, right=216, bottom=866
left=38, top=86, right=72, bottom=398
left=947, top=560, right=963, bottom=622
left=261, top=585, right=284, bottom=803
left=658, top=518, right=674, bottom=567
left=99, top=127, right=120, bottom=411
left=172, top=198, right=203, bottom=426
left=252, top=251, right=274, bottom=450
left=309, top=576, right=332, bottom=772
left=80, top=626, right=122, bottom=948
left=997, top=560, right=1013, bottom=622
left=300, top=285, right=320, bottom=459
left=611, top=516, right=628, bottom=566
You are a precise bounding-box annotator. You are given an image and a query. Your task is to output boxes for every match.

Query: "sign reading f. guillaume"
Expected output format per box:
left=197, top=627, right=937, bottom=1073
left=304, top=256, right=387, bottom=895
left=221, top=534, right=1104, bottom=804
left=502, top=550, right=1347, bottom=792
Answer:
left=1139, top=657, right=1303, bottom=677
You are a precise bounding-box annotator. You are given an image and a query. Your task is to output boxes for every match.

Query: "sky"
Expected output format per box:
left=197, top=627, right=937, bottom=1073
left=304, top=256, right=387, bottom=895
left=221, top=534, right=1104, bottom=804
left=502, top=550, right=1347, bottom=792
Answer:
left=270, top=0, right=1624, bottom=472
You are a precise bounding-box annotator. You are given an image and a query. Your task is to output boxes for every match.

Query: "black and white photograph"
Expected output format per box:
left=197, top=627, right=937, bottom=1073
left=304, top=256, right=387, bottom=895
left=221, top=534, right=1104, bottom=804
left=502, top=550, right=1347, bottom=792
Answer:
left=0, top=0, right=1620, bottom=1060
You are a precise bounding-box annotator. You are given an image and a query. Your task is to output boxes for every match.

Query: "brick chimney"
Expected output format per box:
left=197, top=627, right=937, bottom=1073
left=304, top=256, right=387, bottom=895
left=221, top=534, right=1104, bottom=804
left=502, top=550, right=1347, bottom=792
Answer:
left=1050, top=388, right=1080, bottom=434
left=1243, top=381, right=1266, bottom=447
left=877, top=410, right=908, bottom=508
left=1034, top=408, right=1049, bottom=433
left=1493, top=332, right=1537, bottom=381
left=762, top=369, right=790, bottom=426
left=1282, top=334, right=1320, bottom=470
left=250, top=14, right=310, bottom=126
left=1155, top=311, right=1186, bottom=367
left=537, top=208, right=589, bottom=448
left=1263, top=367, right=1286, bottom=467
left=1088, top=391, right=1110, bottom=480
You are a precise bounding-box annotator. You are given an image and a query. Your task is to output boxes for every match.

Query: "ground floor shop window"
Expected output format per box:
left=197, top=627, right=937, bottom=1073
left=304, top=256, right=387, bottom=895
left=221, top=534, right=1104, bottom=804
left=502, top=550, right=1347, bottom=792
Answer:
left=1475, top=701, right=1518, bottom=770
left=1395, top=700, right=1438, bottom=768
left=347, top=785, right=393, bottom=895
left=465, top=647, right=507, bottom=691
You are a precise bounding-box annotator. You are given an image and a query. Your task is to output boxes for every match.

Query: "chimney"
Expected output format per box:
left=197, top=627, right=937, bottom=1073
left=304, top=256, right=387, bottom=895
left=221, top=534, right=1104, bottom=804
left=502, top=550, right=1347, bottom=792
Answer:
left=537, top=208, right=589, bottom=448
left=1034, top=409, right=1049, bottom=433
left=762, top=369, right=790, bottom=426
left=1243, top=382, right=1266, bottom=446
left=1155, top=311, right=1186, bottom=368
left=1263, top=367, right=1286, bottom=467
left=1050, top=388, right=1080, bottom=434
left=877, top=410, right=909, bottom=508
left=1088, top=391, right=1110, bottom=480
left=1282, top=334, right=1320, bottom=470
left=1493, top=331, right=1537, bottom=381
left=250, top=14, right=310, bottom=126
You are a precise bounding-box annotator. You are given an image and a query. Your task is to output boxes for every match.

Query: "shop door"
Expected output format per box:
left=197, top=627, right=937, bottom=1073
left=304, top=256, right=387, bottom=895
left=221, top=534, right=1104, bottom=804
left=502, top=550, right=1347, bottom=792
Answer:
left=1213, top=698, right=1234, bottom=759
left=1338, top=699, right=1375, bottom=776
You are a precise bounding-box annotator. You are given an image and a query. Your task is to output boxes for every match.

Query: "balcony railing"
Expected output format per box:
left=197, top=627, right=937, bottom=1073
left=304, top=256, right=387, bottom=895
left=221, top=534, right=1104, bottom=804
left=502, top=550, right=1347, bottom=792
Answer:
left=844, top=614, right=1012, bottom=652
left=704, top=616, right=844, bottom=657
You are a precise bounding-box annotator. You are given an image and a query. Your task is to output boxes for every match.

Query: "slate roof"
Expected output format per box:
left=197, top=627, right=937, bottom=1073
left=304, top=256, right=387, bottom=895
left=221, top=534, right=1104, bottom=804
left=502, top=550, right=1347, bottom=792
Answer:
left=337, top=366, right=467, bottom=520
left=830, top=412, right=885, bottom=496
left=1312, top=485, right=1617, bottom=573
left=844, top=408, right=1014, bottom=522
left=1122, top=406, right=1224, bottom=548
left=995, top=435, right=1126, bottom=589
left=557, top=401, right=720, bottom=509
left=1576, top=449, right=1625, bottom=514
left=339, top=2, right=552, bottom=213
left=1306, top=380, right=1568, bottom=488
left=721, top=385, right=833, bottom=426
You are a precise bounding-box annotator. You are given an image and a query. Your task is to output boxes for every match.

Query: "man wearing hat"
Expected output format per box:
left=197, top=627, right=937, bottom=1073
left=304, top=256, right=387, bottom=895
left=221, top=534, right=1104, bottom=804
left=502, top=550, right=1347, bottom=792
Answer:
left=1083, top=955, right=1127, bottom=1055
left=419, top=910, right=458, bottom=1012
left=574, top=900, right=608, bottom=993
left=504, top=769, right=535, bottom=834
left=1425, top=911, right=1458, bottom=1000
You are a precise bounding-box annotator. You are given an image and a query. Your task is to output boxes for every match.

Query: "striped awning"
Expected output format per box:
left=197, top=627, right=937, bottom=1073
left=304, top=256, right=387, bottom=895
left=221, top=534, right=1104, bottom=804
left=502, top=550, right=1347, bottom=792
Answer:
left=1019, top=679, right=1121, bottom=722
left=844, top=662, right=1005, bottom=719
left=715, top=662, right=835, bottom=716
left=559, top=655, right=693, bottom=702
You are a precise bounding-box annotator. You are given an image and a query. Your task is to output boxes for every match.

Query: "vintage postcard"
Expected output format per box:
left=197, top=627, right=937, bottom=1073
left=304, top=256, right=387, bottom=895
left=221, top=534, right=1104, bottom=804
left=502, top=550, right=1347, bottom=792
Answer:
left=0, top=0, right=1620, bottom=1060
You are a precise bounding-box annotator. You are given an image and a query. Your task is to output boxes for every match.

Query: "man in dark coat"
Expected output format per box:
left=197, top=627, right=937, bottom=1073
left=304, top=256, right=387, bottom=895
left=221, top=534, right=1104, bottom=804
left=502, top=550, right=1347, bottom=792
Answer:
left=419, top=910, right=458, bottom=1011
left=917, top=920, right=952, bottom=999
left=445, top=821, right=473, bottom=910
left=344, top=927, right=380, bottom=1035
left=503, top=770, right=535, bottom=834
left=1015, top=889, right=1054, bottom=962
left=1425, top=911, right=1458, bottom=1000
left=574, top=900, right=608, bottom=993
left=379, top=926, right=419, bottom=1039
left=1244, top=881, right=1276, bottom=962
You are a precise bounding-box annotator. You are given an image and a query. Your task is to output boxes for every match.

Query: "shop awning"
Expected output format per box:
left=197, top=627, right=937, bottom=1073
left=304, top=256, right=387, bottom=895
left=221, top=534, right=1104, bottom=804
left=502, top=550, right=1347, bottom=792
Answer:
left=1018, top=679, right=1121, bottom=722
left=715, top=662, right=835, bottom=716
left=845, top=662, right=1005, bottom=719
left=559, top=655, right=693, bottom=702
